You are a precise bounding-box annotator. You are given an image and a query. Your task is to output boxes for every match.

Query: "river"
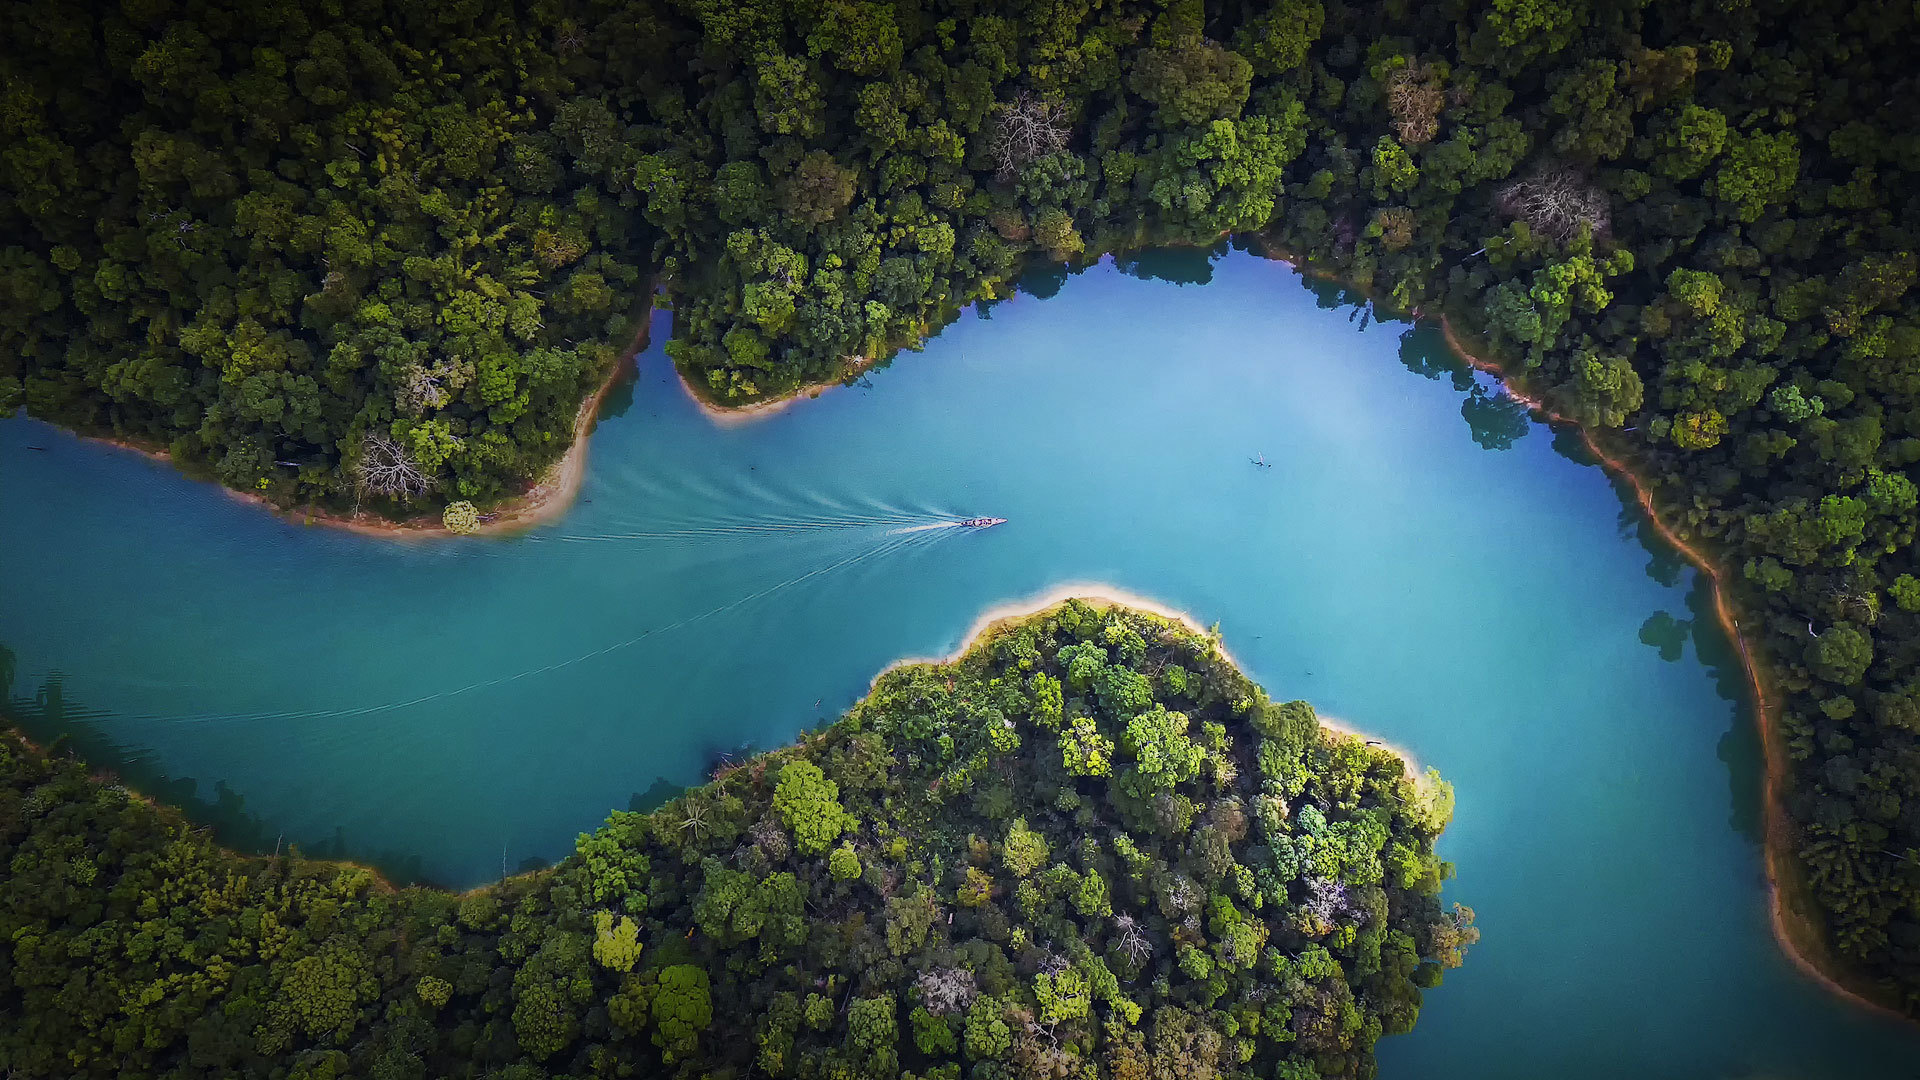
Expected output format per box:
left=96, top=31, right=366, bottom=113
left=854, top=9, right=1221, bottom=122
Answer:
left=2, top=246, right=1914, bottom=1076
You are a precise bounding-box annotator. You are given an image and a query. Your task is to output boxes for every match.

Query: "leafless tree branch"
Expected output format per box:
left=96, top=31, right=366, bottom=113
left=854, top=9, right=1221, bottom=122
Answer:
left=1496, top=167, right=1612, bottom=242
left=352, top=431, right=433, bottom=501
left=989, top=91, right=1071, bottom=181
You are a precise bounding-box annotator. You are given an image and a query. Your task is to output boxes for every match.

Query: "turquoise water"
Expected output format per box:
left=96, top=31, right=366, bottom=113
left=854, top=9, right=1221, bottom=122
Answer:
left=3, top=248, right=1915, bottom=1076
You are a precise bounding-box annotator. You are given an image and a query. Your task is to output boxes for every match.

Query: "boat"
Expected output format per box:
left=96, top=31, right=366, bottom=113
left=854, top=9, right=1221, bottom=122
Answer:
left=959, top=517, right=1006, bottom=528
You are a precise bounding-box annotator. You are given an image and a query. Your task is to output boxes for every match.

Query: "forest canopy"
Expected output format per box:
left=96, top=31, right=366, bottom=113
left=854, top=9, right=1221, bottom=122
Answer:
left=2, top=0, right=1919, bottom=1017
left=0, top=601, right=1471, bottom=1079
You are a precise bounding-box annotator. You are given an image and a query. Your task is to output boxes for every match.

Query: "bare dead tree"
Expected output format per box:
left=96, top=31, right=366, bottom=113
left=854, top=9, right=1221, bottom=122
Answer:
left=352, top=431, right=433, bottom=501
left=1496, top=167, right=1612, bottom=242
left=913, top=967, right=978, bottom=1017
left=1112, top=913, right=1153, bottom=964
left=988, top=91, right=1071, bottom=181
left=1385, top=65, right=1445, bottom=145
left=400, top=365, right=450, bottom=415
left=1823, top=582, right=1881, bottom=624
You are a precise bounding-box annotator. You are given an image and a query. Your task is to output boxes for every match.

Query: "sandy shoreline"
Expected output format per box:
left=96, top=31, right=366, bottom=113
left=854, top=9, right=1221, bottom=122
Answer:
left=78, top=312, right=653, bottom=540
left=676, top=355, right=882, bottom=427
left=870, top=583, right=1428, bottom=784
left=1436, top=316, right=1911, bottom=1024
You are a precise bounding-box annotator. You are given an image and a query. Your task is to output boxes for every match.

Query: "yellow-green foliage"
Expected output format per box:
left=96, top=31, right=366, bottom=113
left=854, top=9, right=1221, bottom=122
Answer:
left=771, top=760, right=848, bottom=855
left=652, top=965, right=713, bottom=1061
left=592, top=910, right=645, bottom=972
left=441, top=500, right=481, bottom=533
left=416, top=975, right=453, bottom=1009
left=829, top=841, right=862, bottom=881
left=1001, top=817, right=1048, bottom=877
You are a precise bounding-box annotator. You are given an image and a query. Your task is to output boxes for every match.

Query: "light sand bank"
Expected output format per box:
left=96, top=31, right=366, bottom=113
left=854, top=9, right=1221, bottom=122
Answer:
left=870, top=584, right=1428, bottom=784
left=80, top=309, right=653, bottom=540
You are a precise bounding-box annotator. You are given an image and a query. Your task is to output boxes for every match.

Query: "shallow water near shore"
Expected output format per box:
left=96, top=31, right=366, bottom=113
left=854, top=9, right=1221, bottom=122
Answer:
left=3, top=247, right=1916, bottom=1075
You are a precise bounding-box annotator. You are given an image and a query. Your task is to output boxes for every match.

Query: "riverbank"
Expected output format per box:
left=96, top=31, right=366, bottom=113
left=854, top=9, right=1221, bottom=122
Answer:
left=0, top=723, right=409, bottom=896
left=1435, top=315, right=1912, bottom=1024
left=79, top=313, right=652, bottom=540
left=675, top=353, right=883, bottom=426
left=872, top=583, right=1430, bottom=786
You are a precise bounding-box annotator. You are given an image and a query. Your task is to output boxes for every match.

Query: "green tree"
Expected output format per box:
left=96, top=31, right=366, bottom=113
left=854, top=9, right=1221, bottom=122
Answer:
left=773, top=759, right=850, bottom=854
left=1124, top=705, right=1205, bottom=790
left=1002, top=817, right=1049, bottom=877
left=653, top=965, right=714, bottom=1061
left=592, top=910, right=645, bottom=972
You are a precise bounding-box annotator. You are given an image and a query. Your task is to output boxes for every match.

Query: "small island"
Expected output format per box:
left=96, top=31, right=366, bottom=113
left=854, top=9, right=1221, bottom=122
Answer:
left=0, top=600, right=1469, bottom=1079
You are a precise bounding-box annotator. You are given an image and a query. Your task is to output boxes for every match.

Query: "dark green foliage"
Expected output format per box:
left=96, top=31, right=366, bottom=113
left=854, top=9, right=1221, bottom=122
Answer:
left=0, top=0, right=652, bottom=514
left=6, top=0, right=1920, bottom=1018
left=0, top=602, right=1466, bottom=1077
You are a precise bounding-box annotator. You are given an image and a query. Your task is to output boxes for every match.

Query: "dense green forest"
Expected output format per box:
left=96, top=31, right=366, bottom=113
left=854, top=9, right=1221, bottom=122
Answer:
left=1, top=0, right=1917, bottom=1019
left=0, top=601, right=1470, bottom=1079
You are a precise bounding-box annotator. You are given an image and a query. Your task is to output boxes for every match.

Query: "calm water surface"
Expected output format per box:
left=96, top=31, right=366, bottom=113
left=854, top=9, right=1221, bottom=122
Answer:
left=3, top=249, right=1915, bottom=1076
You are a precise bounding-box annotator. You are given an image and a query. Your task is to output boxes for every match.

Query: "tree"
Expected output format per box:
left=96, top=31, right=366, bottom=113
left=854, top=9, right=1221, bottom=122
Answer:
left=1235, top=0, right=1324, bottom=75
left=830, top=841, right=863, bottom=880
left=1807, top=623, right=1873, bottom=686
left=846, top=995, right=899, bottom=1072
left=592, top=910, right=644, bottom=972
left=1649, top=104, right=1727, bottom=180
left=1061, top=716, right=1115, bottom=776
left=1560, top=349, right=1642, bottom=427
left=781, top=151, right=858, bottom=226
left=989, top=92, right=1071, bottom=181
left=772, top=759, right=849, bottom=854
left=442, top=500, right=480, bottom=533
left=1495, top=168, right=1610, bottom=241
left=353, top=431, right=433, bottom=501
left=277, top=948, right=373, bottom=1043
left=1003, top=817, right=1049, bottom=877
left=1032, top=207, right=1084, bottom=258
left=964, top=996, right=1012, bottom=1060
left=653, top=965, right=714, bottom=1061
left=914, top=968, right=978, bottom=1017
left=1707, top=129, right=1799, bottom=222
left=1129, top=44, right=1255, bottom=129
left=1124, top=705, right=1205, bottom=790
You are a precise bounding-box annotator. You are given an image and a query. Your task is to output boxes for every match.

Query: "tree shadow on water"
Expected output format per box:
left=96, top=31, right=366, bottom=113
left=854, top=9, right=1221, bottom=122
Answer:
left=628, top=776, right=684, bottom=814
left=1638, top=610, right=1694, bottom=661
left=1676, top=574, right=1769, bottom=847
left=1113, top=241, right=1229, bottom=286
left=1629, top=581, right=1764, bottom=846
left=1460, top=384, right=1531, bottom=450
left=1610, top=485, right=1688, bottom=587
left=1015, top=259, right=1072, bottom=300
left=595, top=358, right=643, bottom=421
left=0, top=654, right=431, bottom=884
left=1395, top=323, right=1473, bottom=388
left=1302, top=275, right=1372, bottom=313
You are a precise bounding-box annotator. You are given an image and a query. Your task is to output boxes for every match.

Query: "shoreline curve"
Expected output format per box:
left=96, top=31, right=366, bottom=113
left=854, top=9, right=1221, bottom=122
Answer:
left=870, top=583, right=1429, bottom=785
left=76, top=309, right=654, bottom=541
left=16, top=247, right=1904, bottom=1021
left=1435, top=315, right=1912, bottom=1025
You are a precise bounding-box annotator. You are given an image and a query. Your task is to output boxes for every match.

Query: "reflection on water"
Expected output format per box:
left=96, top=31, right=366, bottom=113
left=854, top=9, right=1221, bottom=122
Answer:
left=1639, top=611, right=1693, bottom=661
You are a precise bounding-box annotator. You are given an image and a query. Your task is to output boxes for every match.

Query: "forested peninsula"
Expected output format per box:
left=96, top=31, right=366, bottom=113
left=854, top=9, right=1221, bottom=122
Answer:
left=0, top=601, right=1470, bottom=1079
left=2, top=0, right=1918, bottom=1018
